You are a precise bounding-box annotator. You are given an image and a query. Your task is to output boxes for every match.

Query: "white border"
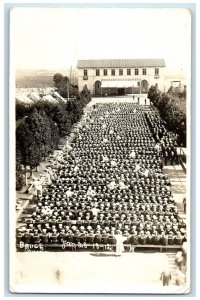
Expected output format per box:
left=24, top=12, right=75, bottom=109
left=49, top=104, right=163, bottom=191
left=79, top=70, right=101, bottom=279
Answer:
left=1, top=1, right=199, bottom=299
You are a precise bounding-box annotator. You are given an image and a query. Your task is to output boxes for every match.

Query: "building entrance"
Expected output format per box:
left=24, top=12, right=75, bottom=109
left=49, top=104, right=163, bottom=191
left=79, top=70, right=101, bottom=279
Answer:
left=141, top=80, right=148, bottom=93
left=94, top=81, right=101, bottom=94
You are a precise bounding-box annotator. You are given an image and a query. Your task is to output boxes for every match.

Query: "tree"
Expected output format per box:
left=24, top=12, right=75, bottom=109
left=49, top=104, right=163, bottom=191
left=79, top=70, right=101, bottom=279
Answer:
left=167, top=84, right=186, bottom=100
left=16, top=100, right=32, bottom=120
left=51, top=103, right=72, bottom=136
left=53, top=73, right=79, bottom=98
left=149, top=84, right=187, bottom=146
left=16, top=118, right=43, bottom=168
left=16, top=147, right=24, bottom=190
left=53, top=73, right=63, bottom=87
left=16, top=109, right=57, bottom=168
left=58, top=76, right=70, bottom=98
left=16, top=174, right=24, bottom=191
left=148, top=84, right=162, bottom=106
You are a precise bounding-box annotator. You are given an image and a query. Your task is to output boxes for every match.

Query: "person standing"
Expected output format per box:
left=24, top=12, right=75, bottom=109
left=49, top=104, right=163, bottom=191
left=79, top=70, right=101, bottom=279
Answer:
left=175, top=251, right=184, bottom=270
left=183, top=197, right=186, bottom=213
left=175, top=269, right=186, bottom=286
left=114, top=230, right=127, bottom=256
left=160, top=267, right=172, bottom=286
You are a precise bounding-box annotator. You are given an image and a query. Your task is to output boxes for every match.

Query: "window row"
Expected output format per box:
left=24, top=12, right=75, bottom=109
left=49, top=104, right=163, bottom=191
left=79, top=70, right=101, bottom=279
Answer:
left=83, top=68, right=159, bottom=77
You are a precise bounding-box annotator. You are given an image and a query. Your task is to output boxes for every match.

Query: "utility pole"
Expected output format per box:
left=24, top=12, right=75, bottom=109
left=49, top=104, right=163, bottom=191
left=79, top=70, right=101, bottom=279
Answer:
left=67, top=80, right=69, bottom=101
left=67, top=66, right=72, bottom=101
left=70, top=66, right=72, bottom=84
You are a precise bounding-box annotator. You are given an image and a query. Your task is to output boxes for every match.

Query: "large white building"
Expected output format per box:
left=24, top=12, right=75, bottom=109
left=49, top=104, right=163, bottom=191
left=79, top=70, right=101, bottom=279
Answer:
left=77, top=59, right=166, bottom=95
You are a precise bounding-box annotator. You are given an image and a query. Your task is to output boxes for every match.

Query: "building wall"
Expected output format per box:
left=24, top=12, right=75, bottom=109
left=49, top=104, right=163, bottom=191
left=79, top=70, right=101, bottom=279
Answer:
left=77, top=67, right=166, bottom=94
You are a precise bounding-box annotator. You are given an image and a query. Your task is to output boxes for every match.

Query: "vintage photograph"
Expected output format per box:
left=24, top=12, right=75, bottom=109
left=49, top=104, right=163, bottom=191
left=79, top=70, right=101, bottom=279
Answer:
left=10, top=7, right=191, bottom=293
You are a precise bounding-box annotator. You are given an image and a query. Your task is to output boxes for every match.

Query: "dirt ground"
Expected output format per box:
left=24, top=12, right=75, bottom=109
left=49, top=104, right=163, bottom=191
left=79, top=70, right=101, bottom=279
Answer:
left=11, top=251, right=188, bottom=294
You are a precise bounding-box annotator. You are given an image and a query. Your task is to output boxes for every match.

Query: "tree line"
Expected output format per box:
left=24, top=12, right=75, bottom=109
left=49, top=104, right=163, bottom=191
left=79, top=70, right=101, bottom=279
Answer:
left=16, top=84, right=91, bottom=190
left=148, top=84, right=186, bottom=147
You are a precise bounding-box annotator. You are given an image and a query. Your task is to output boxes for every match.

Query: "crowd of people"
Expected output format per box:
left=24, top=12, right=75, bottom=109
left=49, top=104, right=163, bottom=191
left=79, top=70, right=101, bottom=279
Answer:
left=16, top=102, right=186, bottom=250
left=145, top=110, right=179, bottom=165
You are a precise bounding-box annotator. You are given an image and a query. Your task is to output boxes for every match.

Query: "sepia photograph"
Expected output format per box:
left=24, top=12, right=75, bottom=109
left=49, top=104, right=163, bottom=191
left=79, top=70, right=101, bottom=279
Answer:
left=9, top=6, right=191, bottom=294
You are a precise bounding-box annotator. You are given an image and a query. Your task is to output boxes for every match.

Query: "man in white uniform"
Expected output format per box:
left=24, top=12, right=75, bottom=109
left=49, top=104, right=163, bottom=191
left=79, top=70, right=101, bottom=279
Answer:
left=114, top=230, right=128, bottom=256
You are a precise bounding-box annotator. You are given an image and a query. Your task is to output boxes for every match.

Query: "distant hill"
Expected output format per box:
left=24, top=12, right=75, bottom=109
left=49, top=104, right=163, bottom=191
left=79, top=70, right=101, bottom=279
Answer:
left=16, top=75, right=54, bottom=88
left=16, top=69, right=78, bottom=88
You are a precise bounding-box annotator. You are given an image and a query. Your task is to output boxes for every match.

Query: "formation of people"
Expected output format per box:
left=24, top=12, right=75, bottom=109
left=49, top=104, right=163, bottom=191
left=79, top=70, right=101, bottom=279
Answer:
left=17, top=102, right=186, bottom=250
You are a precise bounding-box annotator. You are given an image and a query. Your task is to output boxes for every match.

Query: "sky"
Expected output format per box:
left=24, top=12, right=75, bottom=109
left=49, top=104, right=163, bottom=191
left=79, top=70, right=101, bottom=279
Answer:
left=11, top=8, right=191, bottom=73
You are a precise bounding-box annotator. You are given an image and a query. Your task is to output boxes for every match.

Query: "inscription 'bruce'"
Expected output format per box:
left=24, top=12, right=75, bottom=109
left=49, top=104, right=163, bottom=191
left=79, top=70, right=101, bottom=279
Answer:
left=19, top=242, right=44, bottom=251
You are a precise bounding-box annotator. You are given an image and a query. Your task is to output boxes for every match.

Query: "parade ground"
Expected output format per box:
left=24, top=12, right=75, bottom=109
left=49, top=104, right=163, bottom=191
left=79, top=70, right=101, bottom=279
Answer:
left=13, top=251, right=187, bottom=294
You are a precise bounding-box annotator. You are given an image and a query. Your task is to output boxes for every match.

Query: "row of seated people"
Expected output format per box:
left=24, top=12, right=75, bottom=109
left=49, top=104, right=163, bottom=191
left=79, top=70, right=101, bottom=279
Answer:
left=23, top=215, right=186, bottom=232
left=23, top=201, right=186, bottom=229
left=17, top=226, right=186, bottom=246
left=53, top=166, right=165, bottom=182
left=41, top=185, right=173, bottom=196
left=55, top=161, right=164, bottom=173
left=52, top=170, right=170, bottom=183
left=37, top=197, right=176, bottom=211
left=35, top=194, right=176, bottom=211
left=37, top=195, right=174, bottom=209
left=53, top=158, right=166, bottom=180
left=50, top=181, right=170, bottom=194
left=34, top=198, right=176, bottom=212
left=17, top=103, right=185, bottom=248
left=73, top=148, right=160, bottom=157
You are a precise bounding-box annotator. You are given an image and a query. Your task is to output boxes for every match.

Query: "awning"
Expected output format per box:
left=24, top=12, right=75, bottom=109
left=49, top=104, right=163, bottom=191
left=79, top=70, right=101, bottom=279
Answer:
left=42, top=95, right=58, bottom=103
left=16, top=95, right=33, bottom=104
left=27, top=92, right=41, bottom=101
left=53, top=91, right=65, bottom=101
left=101, top=80, right=139, bottom=88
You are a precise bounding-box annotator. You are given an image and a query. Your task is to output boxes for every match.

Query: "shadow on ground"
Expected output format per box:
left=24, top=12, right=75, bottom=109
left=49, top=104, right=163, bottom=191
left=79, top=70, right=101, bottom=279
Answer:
left=90, top=252, right=117, bottom=257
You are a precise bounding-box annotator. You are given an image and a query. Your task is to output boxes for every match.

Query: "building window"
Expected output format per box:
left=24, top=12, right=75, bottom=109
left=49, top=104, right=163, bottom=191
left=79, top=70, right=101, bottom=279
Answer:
left=137, top=81, right=140, bottom=87
left=96, top=69, right=100, bottom=76
left=111, top=69, right=115, bottom=76
left=142, top=69, right=147, bottom=75
left=127, top=69, right=131, bottom=75
left=104, top=69, right=107, bottom=76
left=155, top=68, right=159, bottom=75
left=83, top=69, right=88, bottom=80
left=119, top=69, right=123, bottom=76
left=135, top=69, right=139, bottom=75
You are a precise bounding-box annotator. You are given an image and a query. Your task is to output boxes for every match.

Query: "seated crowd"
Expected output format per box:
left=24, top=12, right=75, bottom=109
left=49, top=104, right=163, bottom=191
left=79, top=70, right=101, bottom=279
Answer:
left=16, top=103, right=186, bottom=249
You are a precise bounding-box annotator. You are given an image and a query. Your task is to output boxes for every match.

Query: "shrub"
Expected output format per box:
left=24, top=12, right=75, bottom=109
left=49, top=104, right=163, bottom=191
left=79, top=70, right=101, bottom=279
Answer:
left=148, top=84, right=186, bottom=146
left=16, top=174, right=24, bottom=191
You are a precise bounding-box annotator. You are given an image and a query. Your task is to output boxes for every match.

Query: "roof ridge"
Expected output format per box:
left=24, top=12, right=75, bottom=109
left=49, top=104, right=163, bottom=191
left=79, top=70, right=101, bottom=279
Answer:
left=77, top=59, right=166, bottom=68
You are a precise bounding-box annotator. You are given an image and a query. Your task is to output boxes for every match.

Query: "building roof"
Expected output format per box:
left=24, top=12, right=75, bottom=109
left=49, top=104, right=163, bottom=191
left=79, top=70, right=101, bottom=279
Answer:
left=77, top=59, right=166, bottom=69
